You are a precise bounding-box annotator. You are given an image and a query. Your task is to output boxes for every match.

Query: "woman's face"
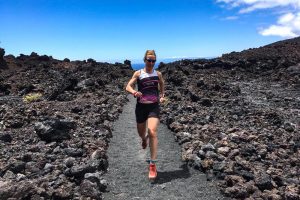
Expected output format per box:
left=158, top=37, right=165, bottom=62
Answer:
left=145, top=55, right=156, bottom=67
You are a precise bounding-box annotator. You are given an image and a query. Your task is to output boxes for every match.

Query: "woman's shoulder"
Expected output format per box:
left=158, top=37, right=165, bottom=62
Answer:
left=133, top=69, right=142, bottom=77
left=155, top=70, right=162, bottom=76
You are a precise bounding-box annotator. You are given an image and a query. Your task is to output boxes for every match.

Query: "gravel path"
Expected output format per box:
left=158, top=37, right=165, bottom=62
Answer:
left=103, top=95, right=228, bottom=200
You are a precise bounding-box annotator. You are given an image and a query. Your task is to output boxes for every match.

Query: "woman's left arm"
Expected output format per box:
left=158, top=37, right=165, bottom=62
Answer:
left=157, top=71, right=165, bottom=98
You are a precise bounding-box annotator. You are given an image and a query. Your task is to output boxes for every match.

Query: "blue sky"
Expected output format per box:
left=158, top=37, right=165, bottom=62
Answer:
left=0, top=0, right=299, bottom=64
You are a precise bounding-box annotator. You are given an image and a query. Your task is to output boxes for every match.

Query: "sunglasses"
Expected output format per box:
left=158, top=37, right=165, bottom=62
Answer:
left=146, top=59, right=156, bottom=63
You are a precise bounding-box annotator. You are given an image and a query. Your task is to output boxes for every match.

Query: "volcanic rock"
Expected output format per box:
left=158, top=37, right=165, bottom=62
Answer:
left=158, top=36, right=300, bottom=199
left=0, top=52, right=133, bottom=199
left=34, top=119, right=76, bottom=142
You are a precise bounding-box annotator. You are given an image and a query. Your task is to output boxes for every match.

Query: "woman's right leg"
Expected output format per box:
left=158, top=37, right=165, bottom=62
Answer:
left=137, top=122, right=148, bottom=149
left=135, top=103, right=148, bottom=148
left=137, top=122, right=147, bottom=139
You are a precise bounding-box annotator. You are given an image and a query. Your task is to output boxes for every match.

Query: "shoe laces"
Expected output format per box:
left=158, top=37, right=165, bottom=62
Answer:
left=149, top=163, right=156, bottom=171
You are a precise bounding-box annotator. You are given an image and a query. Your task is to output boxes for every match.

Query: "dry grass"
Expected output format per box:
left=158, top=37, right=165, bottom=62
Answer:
left=23, top=92, right=43, bottom=103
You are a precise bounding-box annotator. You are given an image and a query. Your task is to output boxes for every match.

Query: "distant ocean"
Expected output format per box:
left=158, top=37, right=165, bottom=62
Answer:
left=131, top=63, right=146, bottom=70
left=130, top=57, right=213, bottom=70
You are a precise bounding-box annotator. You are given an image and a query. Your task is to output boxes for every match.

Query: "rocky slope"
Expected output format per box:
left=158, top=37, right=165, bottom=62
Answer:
left=0, top=50, right=133, bottom=199
left=158, top=37, right=300, bottom=199
left=0, top=36, right=299, bottom=200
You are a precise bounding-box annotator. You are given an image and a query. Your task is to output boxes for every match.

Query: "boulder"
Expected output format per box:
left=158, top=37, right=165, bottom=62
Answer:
left=34, top=119, right=76, bottom=142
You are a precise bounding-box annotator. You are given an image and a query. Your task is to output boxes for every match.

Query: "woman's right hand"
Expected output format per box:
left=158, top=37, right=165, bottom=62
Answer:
left=133, top=91, right=143, bottom=98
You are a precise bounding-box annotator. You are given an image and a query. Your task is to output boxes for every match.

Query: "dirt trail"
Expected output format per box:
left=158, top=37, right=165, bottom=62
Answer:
left=102, top=95, right=228, bottom=200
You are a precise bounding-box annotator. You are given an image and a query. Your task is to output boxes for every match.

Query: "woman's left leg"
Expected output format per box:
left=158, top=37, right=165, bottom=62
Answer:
left=147, top=117, right=159, bottom=161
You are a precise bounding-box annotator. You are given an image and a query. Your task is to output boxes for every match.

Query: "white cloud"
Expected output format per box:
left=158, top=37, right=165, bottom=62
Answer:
left=217, top=0, right=300, bottom=12
left=223, top=16, right=239, bottom=20
left=260, top=12, right=300, bottom=37
left=216, top=0, right=300, bottom=37
left=259, top=25, right=298, bottom=37
left=278, top=13, right=295, bottom=24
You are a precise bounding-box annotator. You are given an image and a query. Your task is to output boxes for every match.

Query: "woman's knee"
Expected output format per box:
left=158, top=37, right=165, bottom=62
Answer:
left=137, top=123, right=146, bottom=132
left=148, top=128, right=157, bottom=138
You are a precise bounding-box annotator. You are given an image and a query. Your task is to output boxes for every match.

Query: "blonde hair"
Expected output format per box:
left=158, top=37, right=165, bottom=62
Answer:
left=143, top=50, right=156, bottom=61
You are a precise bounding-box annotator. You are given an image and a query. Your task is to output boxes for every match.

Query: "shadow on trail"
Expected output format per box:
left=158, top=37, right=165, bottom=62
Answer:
left=152, top=163, right=191, bottom=184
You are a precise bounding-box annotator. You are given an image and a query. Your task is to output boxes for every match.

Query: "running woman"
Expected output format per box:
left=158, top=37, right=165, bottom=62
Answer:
left=125, top=50, right=165, bottom=180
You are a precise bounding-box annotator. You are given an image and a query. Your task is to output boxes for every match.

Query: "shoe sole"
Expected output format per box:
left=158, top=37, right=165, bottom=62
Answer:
left=149, top=176, right=157, bottom=181
left=148, top=172, right=157, bottom=180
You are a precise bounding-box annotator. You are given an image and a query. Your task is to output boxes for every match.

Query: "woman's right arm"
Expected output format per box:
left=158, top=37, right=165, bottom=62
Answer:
left=126, top=71, right=142, bottom=97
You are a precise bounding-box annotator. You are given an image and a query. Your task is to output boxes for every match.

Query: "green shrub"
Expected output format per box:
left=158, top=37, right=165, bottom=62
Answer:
left=23, top=92, right=42, bottom=103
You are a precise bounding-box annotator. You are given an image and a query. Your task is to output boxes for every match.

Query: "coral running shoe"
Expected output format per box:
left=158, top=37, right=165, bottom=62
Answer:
left=148, top=163, right=157, bottom=180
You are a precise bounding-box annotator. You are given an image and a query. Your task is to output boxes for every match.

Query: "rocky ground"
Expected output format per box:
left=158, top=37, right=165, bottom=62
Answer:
left=158, top=37, right=300, bottom=199
left=0, top=36, right=299, bottom=200
left=0, top=50, right=133, bottom=199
